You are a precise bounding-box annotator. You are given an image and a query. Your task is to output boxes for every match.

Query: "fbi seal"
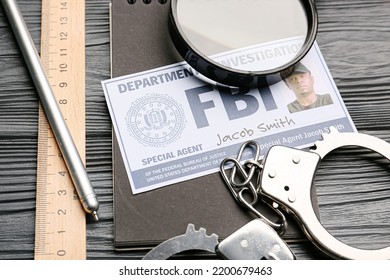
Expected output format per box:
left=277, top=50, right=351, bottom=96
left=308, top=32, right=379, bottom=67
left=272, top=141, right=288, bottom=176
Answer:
left=126, top=93, right=186, bottom=147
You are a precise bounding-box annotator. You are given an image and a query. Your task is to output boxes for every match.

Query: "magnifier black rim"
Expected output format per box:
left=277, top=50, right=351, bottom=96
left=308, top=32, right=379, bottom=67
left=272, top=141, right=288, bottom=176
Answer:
left=169, top=0, right=318, bottom=88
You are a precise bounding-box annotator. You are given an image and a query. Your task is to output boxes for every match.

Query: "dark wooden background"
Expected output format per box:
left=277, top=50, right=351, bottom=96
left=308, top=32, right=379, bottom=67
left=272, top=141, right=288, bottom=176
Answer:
left=0, top=0, right=389, bottom=259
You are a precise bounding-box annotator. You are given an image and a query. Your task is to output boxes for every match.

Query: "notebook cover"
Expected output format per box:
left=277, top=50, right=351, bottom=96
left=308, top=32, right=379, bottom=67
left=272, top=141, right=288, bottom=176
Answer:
left=111, top=0, right=304, bottom=250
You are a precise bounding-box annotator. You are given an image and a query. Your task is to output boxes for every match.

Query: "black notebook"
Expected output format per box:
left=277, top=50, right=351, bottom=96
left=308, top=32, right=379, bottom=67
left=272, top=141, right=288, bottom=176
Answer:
left=110, top=0, right=305, bottom=250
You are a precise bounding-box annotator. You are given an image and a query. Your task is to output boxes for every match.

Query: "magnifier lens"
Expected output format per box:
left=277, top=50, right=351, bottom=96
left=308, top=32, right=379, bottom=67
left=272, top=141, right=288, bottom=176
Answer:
left=170, top=0, right=317, bottom=87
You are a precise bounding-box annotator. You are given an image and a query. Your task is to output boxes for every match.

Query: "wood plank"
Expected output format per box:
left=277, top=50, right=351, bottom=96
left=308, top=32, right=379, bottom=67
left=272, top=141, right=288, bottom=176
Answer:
left=0, top=0, right=389, bottom=259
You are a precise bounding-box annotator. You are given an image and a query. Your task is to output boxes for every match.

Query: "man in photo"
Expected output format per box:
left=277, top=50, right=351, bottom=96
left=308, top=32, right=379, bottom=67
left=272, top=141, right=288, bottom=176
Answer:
left=283, top=62, right=333, bottom=113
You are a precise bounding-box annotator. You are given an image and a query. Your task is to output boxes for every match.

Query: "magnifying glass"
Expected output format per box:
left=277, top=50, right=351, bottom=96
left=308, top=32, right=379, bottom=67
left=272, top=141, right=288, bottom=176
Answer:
left=169, top=0, right=318, bottom=88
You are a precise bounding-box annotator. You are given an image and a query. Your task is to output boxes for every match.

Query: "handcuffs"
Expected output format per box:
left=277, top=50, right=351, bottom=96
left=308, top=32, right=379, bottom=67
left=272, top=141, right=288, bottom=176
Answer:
left=143, top=127, right=390, bottom=260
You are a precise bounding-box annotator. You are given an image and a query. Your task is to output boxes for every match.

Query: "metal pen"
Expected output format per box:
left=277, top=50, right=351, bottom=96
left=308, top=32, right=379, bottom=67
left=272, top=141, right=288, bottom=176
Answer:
left=1, top=0, right=99, bottom=221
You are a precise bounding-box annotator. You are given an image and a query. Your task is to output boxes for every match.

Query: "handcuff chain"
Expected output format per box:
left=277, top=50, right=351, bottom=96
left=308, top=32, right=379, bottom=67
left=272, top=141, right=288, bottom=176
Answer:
left=220, top=141, right=287, bottom=235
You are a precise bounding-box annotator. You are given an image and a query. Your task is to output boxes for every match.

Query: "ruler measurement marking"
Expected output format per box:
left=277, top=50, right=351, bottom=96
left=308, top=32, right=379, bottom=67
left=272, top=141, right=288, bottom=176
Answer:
left=34, top=0, right=86, bottom=260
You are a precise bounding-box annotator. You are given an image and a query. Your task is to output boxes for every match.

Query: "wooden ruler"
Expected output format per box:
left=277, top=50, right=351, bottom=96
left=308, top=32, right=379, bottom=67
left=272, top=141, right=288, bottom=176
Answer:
left=34, top=0, right=86, bottom=260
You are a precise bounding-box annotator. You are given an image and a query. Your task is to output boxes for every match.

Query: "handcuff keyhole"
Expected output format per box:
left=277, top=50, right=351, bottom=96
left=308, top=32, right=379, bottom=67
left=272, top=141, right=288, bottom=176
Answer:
left=284, top=186, right=290, bottom=191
